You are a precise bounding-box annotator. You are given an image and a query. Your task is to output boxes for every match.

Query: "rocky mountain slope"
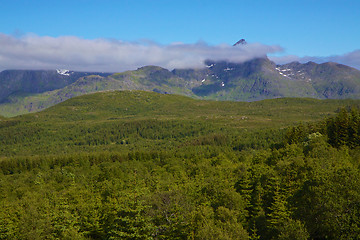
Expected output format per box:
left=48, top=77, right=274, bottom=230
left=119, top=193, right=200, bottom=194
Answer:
left=1, top=58, right=360, bottom=117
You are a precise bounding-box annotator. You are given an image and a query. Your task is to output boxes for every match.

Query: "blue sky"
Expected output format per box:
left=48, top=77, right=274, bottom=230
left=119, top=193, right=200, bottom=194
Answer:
left=1, top=0, right=360, bottom=71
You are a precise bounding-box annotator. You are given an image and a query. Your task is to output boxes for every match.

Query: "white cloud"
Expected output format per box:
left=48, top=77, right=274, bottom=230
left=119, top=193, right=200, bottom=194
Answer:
left=0, top=33, right=282, bottom=72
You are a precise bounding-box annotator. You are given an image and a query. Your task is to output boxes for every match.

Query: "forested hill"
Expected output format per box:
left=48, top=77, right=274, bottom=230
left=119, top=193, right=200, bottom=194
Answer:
left=1, top=90, right=360, bottom=239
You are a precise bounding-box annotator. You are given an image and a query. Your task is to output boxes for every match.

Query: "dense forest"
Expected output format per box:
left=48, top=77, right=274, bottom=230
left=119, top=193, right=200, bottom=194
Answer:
left=1, top=91, right=360, bottom=239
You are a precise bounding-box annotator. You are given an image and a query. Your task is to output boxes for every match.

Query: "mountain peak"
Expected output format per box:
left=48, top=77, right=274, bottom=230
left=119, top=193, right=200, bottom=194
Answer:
left=233, top=39, right=247, bottom=46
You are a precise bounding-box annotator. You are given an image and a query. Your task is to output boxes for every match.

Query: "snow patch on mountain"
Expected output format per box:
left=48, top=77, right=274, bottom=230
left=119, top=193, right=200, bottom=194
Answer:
left=56, top=69, right=71, bottom=76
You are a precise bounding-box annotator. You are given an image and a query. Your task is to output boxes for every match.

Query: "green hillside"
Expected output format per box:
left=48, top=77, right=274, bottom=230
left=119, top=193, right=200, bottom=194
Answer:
left=32, top=90, right=358, bottom=126
left=1, top=91, right=360, bottom=239
left=1, top=90, right=359, bottom=157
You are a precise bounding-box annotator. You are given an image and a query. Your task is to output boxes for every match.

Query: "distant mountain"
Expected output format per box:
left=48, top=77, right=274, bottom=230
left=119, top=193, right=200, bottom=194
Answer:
left=278, top=61, right=360, bottom=98
left=174, top=57, right=360, bottom=101
left=0, top=67, right=197, bottom=116
left=184, top=58, right=317, bottom=101
left=1, top=58, right=360, bottom=117
left=0, top=69, right=111, bottom=103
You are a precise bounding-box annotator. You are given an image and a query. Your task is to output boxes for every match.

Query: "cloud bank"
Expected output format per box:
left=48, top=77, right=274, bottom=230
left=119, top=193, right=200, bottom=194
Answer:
left=2, top=33, right=359, bottom=72
left=270, top=50, right=360, bottom=70
left=0, top=33, right=282, bottom=72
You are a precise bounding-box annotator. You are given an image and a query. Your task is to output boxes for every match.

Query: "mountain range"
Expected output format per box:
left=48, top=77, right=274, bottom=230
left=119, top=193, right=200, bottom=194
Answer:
left=1, top=57, right=360, bottom=117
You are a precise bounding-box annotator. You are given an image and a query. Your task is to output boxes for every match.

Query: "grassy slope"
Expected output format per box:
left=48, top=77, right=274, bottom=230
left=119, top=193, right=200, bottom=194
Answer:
left=111, top=66, right=198, bottom=96
left=1, top=90, right=360, bottom=158
left=34, top=90, right=359, bottom=125
left=0, top=91, right=55, bottom=117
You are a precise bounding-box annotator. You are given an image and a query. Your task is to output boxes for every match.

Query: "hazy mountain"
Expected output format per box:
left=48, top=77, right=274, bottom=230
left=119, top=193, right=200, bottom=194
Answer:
left=0, top=69, right=111, bottom=103
left=1, top=58, right=360, bottom=117
left=178, top=58, right=360, bottom=100
left=182, top=58, right=318, bottom=101
left=278, top=61, right=360, bottom=98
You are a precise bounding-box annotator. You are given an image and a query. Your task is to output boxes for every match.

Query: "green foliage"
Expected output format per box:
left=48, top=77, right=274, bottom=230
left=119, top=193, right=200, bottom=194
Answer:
left=327, top=107, right=360, bottom=148
left=277, top=219, right=309, bottom=240
left=104, top=194, right=155, bottom=239
left=285, top=107, right=360, bottom=149
left=0, top=91, right=360, bottom=239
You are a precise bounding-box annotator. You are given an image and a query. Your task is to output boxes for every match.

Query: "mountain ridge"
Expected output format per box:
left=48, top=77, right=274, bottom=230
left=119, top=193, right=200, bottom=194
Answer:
left=1, top=57, right=360, bottom=117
